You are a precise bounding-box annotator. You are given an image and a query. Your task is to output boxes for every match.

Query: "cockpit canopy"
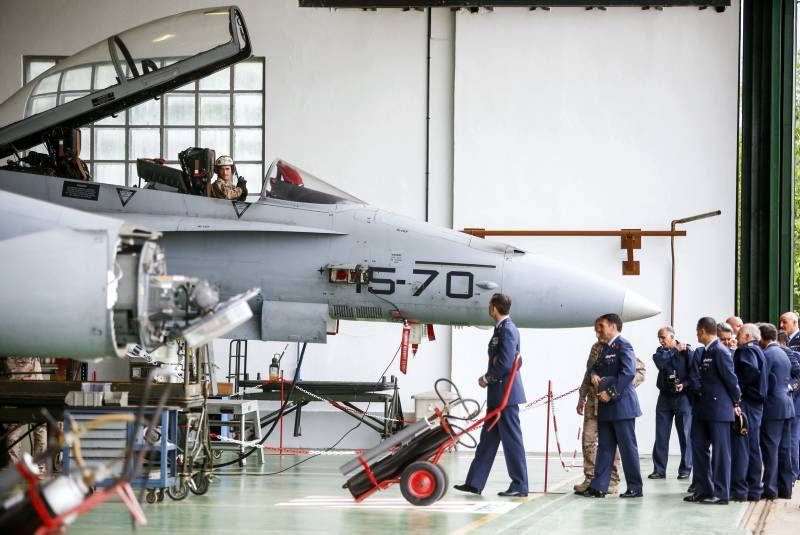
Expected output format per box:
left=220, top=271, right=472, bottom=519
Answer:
left=0, top=6, right=250, bottom=158
left=261, top=159, right=363, bottom=205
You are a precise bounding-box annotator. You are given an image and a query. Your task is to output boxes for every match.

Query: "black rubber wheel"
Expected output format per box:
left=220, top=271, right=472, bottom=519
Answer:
left=399, top=461, right=446, bottom=506
left=433, top=464, right=449, bottom=499
left=145, top=490, right=157, bottom=505
left=156, top=489, right=165, bottom=502
left=189, top=472, right=210, bottom=495
left=167, top=479, right=189, bottom=501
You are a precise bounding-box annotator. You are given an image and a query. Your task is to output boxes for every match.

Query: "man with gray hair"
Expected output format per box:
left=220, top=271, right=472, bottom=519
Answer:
left=730, top=324, right=767, bottom=501
left=649, top=326, right=693, bottom=480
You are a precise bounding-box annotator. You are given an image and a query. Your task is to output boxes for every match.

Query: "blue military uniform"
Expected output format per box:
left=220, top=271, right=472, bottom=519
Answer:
left=787, top=331, right=800, bottom=482
left=687, top=339, right=740, bottom=502
left=464, top=317, right=528, bottom=493
left=730, top=341, right=767, bottom=501
left=760, top=343, right=795, bottom=499
left=588, top=335, right=643, bottom=494
left=651, top=345, right=693, bottom=478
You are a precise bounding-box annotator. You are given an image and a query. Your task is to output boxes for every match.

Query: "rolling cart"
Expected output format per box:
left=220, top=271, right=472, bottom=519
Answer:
left=340, top=357, right=521, bottom=506
left=62, top=407, right=179, bottom=504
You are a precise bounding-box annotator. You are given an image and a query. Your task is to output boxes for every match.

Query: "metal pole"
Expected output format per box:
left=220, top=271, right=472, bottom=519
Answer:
left=544, top=380, right=552, bottom=494
left=279, top=370, right=284, bottom=456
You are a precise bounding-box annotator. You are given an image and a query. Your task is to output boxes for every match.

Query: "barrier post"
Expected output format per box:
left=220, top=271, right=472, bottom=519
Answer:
left=544, top=379, right=552, bottom=493
left=280, top=370, right=284, bottom=455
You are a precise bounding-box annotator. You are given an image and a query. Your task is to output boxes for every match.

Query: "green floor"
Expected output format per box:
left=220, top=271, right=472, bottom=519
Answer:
left=70, top=453, right=749, bottom=534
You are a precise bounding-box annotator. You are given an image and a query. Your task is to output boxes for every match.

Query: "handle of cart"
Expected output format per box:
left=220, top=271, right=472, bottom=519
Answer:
left=340, top=355, right=522, bottom=506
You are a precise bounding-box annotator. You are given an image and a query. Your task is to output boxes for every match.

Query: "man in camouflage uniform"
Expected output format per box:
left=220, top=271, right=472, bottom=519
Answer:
left=2, top=357, right=48, bottom=474
left=574, top=339, right=646, bottom=493
left=210, top=155, right=248, bottom=201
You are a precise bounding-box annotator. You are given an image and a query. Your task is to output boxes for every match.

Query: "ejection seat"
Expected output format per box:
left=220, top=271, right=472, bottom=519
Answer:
left=137, top=147, right=216, bottom=197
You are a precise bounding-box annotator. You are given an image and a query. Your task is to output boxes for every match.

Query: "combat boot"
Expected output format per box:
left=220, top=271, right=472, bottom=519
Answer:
left=573, top=480, right=591, bottom=493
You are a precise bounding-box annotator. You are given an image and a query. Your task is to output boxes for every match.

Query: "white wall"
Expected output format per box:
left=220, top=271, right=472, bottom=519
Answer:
left=0, top=2, right=741, bottom=458
left=451, top=5, right=740, bottom=462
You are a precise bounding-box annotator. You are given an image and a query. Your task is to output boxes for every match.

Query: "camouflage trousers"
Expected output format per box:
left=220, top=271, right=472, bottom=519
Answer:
left=7, top=423, right=47, bottom=474
left=581, top=411, right=620, bottom=487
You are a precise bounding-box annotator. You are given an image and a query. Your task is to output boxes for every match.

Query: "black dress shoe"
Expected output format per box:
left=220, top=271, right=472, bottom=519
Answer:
left=686, top=484, right=696, bottom=494
left=498, top=490, right=528, bottom=497
left=454, top=483, right=481, bottom=495
left=619, top=489, right=643, bottom=498
left=677, top=473, right=690, bottom=480
left=577, top=487, right=606, bottom=498
left=700, top=497, right=728, bottom=505
left=683, top=494, right=708, bottom=503
left=647, top=473, right=666, bottom=480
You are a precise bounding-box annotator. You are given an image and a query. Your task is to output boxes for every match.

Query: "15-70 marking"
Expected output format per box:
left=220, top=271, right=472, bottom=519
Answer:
left=356, top=267, right=474, bottom=299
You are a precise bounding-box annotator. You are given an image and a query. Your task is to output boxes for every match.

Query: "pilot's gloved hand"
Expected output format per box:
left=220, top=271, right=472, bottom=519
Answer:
left=237, top=176, right=247, bottom=187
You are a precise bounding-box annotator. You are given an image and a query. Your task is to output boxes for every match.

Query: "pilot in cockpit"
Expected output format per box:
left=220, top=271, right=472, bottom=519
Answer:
left=210, top=155, right=248, bottom=201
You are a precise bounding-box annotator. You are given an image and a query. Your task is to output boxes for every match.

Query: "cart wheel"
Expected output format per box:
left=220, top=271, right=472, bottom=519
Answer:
left=434, top=464, right=449, bottom=499
left=189, top=472, right=210, bottom=495
left=213, top=450, right=223, bottom=460
left=145, top=490, right=157, bottom=505
left=167, top=479, right=190, bottom=501
left=156, top=489, right=165, bottom=502
left=400, top=461, right=446, bottom=506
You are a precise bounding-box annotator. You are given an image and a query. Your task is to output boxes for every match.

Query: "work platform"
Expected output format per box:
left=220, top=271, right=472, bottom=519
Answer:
left=66, top=453, right=781, bottom=535
left=239, top=378, right=404, bottom=438
left=0, top=380, right=204, bottom=422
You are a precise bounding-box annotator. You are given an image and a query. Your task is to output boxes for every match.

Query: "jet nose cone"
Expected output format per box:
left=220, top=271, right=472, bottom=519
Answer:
left=621, top=290, right=661, bottom=321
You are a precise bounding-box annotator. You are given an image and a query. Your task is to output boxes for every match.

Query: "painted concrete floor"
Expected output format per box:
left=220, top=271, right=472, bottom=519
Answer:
left=70, top=453, right=751, bottom=534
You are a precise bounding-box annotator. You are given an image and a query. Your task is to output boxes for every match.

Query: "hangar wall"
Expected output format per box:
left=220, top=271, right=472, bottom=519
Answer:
left=0, top=1, right=740, bottom=457
left=450, top=6, right=740, bottom=458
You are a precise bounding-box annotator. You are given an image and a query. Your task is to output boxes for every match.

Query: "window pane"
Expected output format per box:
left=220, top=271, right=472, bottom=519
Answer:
left=94, top=64, right=119, bottom=90
left=95, top=128, right=125, bottom=160
left=130, top=99, right=160, bottom=125
left=62, top=66, right=92, bottom=90
left=233, top=128, right=262, bottom=161
left=199, top=67, right=230, bottom=90
left=130, top=128, right=161, bottom=160
left=166, top=128, right=195, bottom=158
left=165, top=94, right=195, bottom=126
left=199, top=128, right=229, bottom=157
left=28, top=60, right=56, bottom=83
left=234, top=94, right=262, bottom=126
left=79, top=128, right=91, bottom=160
left=234, top=62, right=263, bottom=90
left=33, top=73, right=59, bottom=95
left=94, top=163, right=126, bottom=186
left=60, top=92, right=88, bottom=104
left=29, top=95, right=57, bottom=116
left=236, top=163, right=263, bottom=192
left=95, top=111, right=125, bottom=126
left=199, top=94, right=229, bottom=125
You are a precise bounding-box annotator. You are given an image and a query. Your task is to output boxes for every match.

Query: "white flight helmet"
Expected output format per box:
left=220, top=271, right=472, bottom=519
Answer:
left=214, top=154, right=235, bottom=174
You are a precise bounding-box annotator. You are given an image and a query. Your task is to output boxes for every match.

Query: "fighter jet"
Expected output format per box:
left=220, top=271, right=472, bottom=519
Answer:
left=0, top=6, right=659, bottom=354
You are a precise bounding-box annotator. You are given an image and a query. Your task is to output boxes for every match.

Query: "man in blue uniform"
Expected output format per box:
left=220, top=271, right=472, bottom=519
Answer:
left=649, top=326, right=693, bottom=480
left=730, top=324, right=767, bottom=502
left=684, top=317, right=741, bottom=505
left=455, top=293, right=528, bottom=497
left=758, top=323, right=795, bottom=499
left=778, top=311, right=800, bottom=483
left=577, top=313, right=643, bottom=498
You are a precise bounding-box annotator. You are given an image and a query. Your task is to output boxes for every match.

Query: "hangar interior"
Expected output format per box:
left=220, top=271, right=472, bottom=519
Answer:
left=0, top=0, right=798, bottom=534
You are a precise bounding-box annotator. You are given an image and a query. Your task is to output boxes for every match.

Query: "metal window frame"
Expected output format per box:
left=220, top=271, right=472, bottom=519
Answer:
left=23, top=56, right=266, bottom=188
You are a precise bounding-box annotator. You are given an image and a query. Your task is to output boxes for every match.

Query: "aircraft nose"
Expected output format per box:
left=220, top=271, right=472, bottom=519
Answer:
left=621, top=289, right=661, bottom=322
